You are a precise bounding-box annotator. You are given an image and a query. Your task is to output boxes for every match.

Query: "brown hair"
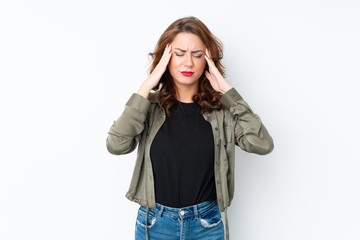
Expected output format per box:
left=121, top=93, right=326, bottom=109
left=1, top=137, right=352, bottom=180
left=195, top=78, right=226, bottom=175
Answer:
left=149, top=16, right=225, bottom=116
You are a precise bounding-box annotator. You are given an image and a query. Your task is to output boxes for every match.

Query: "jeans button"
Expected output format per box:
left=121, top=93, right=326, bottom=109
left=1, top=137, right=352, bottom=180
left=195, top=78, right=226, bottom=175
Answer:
left=180, top=210, right=185, bottom=215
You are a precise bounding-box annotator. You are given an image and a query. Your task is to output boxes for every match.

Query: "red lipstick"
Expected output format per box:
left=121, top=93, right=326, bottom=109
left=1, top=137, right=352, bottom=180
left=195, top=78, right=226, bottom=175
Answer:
left=181, top=71, right=193, bottom=76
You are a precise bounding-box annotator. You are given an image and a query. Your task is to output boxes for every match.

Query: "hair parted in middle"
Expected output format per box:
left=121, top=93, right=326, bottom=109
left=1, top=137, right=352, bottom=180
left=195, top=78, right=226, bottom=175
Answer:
left=149, top=16, right=225, bottom=116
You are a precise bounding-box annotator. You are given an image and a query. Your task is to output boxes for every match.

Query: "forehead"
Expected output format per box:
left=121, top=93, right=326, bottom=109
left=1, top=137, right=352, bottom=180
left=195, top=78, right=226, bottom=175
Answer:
left=172, top=32, right=205, bottom=49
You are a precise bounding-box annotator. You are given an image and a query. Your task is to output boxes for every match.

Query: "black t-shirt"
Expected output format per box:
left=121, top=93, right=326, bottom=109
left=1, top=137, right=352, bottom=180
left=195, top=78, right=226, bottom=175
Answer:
left=150, top=101, right=216, bottom=208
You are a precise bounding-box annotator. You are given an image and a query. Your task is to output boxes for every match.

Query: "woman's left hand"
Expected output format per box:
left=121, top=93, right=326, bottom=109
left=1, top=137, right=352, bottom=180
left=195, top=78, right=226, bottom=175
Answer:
left=204, top=48, right=233, bottom=94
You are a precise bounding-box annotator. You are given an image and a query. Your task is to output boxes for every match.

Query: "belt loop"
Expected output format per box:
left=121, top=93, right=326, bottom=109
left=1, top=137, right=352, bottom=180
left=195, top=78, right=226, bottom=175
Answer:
left=194, top=204, right=199, bottom=219
left=157, top=204, right=164, bottom=218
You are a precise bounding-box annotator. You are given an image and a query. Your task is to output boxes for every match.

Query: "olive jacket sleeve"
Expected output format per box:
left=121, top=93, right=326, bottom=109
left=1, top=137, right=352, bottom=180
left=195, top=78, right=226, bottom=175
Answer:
left=106, top=93, right=151, bottom=155
left=220, top=87, right=274, bottom=155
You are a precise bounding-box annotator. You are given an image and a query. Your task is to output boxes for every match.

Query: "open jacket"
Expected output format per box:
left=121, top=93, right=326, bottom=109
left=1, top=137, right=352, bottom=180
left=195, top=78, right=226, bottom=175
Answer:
left=106, top=87, right=274, bottom=240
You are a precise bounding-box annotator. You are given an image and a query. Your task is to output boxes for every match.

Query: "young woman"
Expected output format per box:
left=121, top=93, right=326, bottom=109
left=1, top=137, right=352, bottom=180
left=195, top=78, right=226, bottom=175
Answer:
left=106, top=16, right=274, bottom=240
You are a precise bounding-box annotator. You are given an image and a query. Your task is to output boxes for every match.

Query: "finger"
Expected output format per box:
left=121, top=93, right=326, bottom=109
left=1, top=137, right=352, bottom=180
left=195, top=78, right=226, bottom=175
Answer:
left=167, top=44, right=172, bottom=54
left=161, top=44, right=172, bottom=62
left=204, top=52, right=216, bottom=70
left=207, top=62, right=218, bottom=77
left=204, top=53, right=209, bottom=61
left=204, top=55, right=216, bottom=73
left=162, top=44, right=173, bottom=65
left=167, top=44, right=172, bottom=59
left=163, top=44, right=171, bottom=56
left=205, top=48, right=211, bottom=59
left=204, top=49, right=211, bottom=61
left=208, top=64, right=218, bottom=76
left=205, top=71, right=219, bottom=90
left=205, top=55, right=220, bottom=75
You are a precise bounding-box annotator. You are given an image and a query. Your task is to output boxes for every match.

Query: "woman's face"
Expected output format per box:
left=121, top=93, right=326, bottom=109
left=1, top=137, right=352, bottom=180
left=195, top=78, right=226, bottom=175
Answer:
left=168, top=32, right=206, bottom=88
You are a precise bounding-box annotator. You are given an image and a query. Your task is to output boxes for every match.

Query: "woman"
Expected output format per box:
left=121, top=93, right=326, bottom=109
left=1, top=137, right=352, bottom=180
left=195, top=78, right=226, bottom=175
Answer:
left=106, top=16, right=274, bottom=240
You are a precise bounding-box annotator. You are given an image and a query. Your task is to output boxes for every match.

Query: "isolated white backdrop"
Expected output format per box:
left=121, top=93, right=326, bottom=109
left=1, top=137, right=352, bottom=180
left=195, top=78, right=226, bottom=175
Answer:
left=1, top=0, right=359, bottom=239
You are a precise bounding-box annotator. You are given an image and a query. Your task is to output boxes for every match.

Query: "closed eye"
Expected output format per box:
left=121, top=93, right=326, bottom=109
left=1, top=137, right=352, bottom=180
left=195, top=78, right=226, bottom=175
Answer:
left=175, top=53, right=202, bottom=58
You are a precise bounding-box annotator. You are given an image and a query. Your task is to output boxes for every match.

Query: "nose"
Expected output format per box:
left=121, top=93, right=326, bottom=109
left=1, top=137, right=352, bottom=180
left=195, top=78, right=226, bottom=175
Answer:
left=184, top=52, right=194, bottom=67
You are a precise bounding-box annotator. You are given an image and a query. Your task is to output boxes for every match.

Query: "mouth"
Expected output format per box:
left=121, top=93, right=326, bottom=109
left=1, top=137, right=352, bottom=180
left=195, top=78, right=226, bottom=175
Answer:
left=181, top=71, right=194, bottom=76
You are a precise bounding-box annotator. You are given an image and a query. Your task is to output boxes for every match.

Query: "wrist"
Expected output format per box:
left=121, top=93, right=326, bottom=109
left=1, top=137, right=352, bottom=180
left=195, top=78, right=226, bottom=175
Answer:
left=137, top=81, right=152, bottom=99
left=221, top=84, right=233, bottom=94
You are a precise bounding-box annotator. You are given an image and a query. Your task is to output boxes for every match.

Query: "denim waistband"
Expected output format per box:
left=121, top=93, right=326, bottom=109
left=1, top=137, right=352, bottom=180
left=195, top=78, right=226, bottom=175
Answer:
left=140, top=200, right=217, bottom=220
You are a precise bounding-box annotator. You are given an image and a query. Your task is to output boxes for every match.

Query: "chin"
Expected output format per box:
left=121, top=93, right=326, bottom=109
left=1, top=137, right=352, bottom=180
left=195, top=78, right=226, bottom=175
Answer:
left=175, top=76, right=199, bottom=86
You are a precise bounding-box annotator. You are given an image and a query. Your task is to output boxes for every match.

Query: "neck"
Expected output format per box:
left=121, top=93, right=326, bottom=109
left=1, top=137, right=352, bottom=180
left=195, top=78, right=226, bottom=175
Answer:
left=175, top=84, right=198, bottom=103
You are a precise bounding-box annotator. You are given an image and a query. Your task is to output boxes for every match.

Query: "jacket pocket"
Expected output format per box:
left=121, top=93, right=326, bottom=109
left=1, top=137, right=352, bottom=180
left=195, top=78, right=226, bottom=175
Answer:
left=224, top=127, right=233, bottom=143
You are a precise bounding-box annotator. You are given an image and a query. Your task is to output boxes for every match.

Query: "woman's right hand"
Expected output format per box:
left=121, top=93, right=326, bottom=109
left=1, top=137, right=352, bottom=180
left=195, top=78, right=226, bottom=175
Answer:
left=137, top=44, right=172, bottom=98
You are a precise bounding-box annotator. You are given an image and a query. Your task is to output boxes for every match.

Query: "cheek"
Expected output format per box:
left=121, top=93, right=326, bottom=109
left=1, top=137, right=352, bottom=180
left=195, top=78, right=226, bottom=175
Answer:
left=196, top=58, right=206, bottom=72
left=169, top=57, right=180, bottom=70
left=168, top=57, right=180, bottom=78
left=168, top=58, right=175, bottom=74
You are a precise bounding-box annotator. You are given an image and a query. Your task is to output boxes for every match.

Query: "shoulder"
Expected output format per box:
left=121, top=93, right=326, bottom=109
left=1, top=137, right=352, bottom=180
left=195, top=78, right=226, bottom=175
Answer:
left=212, top=105, right=231, bottom=117
left=210, top=107, right=234, bottom=128
left=145, top=91, right=162, bottom=122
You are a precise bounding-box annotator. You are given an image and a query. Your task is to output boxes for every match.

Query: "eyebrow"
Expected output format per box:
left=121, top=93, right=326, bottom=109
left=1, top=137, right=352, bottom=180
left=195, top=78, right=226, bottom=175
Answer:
left=174, top=48, right=204, bottom=54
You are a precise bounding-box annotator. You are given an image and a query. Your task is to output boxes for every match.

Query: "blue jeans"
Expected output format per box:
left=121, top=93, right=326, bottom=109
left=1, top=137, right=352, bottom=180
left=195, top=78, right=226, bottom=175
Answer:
left=135, top=200, right=224, bottom=240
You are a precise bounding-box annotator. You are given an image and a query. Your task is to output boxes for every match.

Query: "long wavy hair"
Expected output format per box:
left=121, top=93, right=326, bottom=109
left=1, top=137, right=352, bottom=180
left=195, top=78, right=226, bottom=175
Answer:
left=149, top=16, right=225, bottom=116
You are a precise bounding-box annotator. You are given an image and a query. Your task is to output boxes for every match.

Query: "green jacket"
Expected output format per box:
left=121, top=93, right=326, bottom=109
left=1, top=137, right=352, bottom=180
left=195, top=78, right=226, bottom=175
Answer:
left=106, top=87, right=274, bottom=239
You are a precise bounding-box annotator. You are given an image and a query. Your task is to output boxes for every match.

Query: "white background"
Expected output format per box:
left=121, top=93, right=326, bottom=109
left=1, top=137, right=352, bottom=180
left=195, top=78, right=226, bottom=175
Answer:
left=1, top=0, right=359, bottom=239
